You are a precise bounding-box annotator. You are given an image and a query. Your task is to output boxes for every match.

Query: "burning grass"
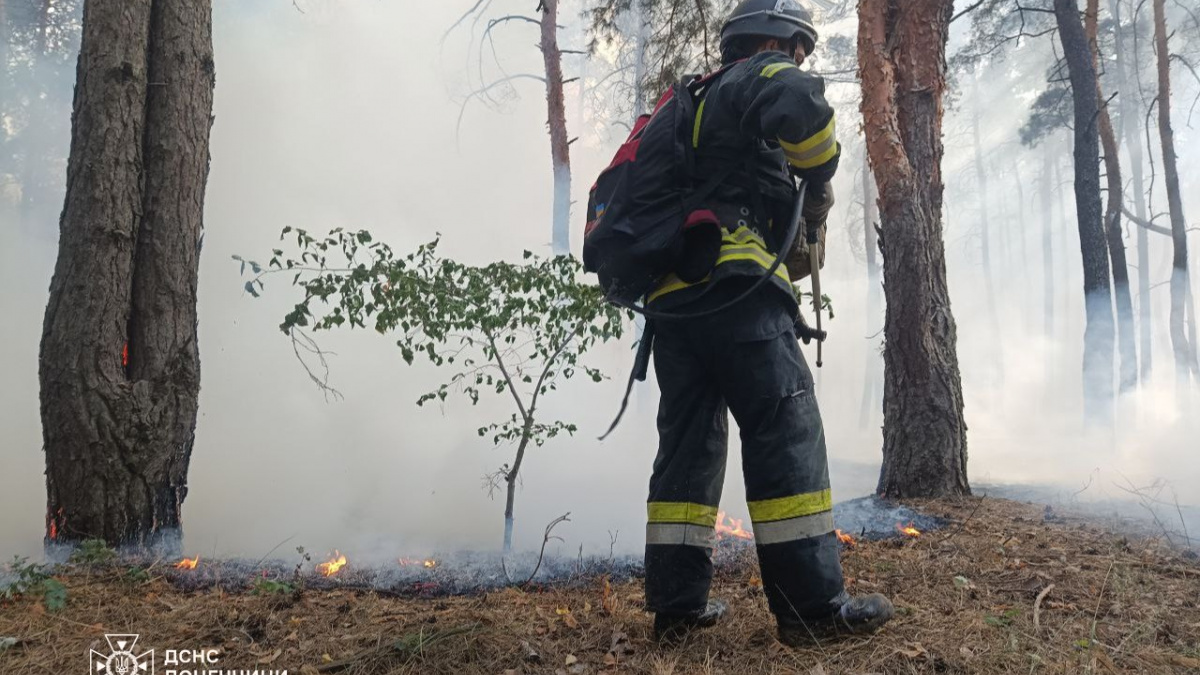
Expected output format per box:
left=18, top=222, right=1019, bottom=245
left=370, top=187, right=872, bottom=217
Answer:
left=2, top=498, right=1198, bottom=674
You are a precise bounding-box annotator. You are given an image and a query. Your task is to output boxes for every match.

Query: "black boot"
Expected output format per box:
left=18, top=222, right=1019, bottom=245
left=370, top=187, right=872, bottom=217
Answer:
left=653, top=599, right=729, bottom=643
left=778, top=593, right=894, bottom=646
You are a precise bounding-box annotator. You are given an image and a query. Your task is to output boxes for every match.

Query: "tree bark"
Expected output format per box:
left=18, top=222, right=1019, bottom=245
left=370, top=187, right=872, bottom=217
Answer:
left=1111, top=0, right=1153, bottom=380
left=40, top=0, right=213, bottom=550
left=539, top=0, right=572, bottom=256
left=1152, top=0, right=1199, bottom=382
left=858, top=0, right=969, bottom=498
left=1087, top=0, right=1138, bottom=393
left=1054, top=0, right=1115, bottom=420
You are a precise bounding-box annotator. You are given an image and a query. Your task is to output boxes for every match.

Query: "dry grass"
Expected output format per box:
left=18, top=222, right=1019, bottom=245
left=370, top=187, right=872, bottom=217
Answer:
left=2, top=498, right=1199, bottom=674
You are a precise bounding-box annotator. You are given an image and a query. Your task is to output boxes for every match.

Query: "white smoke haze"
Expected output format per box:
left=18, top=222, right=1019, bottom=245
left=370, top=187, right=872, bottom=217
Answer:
left=1, top=0, right=1198, bottom=564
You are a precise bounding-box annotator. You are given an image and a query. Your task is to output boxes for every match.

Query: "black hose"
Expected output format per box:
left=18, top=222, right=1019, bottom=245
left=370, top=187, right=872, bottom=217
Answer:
left=597, top=180, right=809, bottom=440
left=607, top=178, right=808, bottom=322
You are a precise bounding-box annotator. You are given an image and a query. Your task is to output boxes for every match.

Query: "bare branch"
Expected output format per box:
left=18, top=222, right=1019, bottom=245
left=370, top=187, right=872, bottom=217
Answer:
left=528, top=322, right=586, bottom=415
left=456, top=74, right=548, bottom=147
left=1168, top=53, right=1200, bottom=125
left=485, top=330, right=531, bottom=422
left=288, top=329, right=344, bottom=402
left=444, top=0, right=493, bottom=45
left=951, top=0, right=988, bottom=24
left=523, top=512, right=571, bottom=587
left=1123, top=205, right=1173, bottom=235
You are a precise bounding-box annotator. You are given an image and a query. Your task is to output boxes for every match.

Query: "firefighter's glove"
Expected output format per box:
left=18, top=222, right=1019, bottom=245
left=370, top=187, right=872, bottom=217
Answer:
left=802, top=181, right=835, bottom=234
left=793, top=309, right=827, bottom=345
left=785, top=183, right=833, bottom=282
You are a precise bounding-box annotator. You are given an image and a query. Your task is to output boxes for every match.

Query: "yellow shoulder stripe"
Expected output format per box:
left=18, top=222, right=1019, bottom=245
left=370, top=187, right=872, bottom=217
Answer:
left=760, top=62, right=797, bottom=79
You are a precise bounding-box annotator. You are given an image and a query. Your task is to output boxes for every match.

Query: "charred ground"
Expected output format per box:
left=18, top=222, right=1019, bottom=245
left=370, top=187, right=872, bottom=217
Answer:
left=2, top=497, right=1198, bottom=674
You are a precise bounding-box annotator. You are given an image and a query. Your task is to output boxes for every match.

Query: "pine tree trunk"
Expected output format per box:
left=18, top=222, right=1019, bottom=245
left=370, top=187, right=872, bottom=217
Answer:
left=1054, top=0, right=1115, bottom=420
left=1152, top=0, right=1199, bottom=382
left=1014, top=167, right=1030, bottom=329
left=40, top=0, right=213, bottom=550
left=1042, top=142, right=1055, bottom=339
left=859, top=0, right=969, bottom=498
left=1087, top=0, right=1137, bottom=393
left=1054, top=141, right=1072, bottom=320
left=1110, top=0, right=1153, bottom=380
left=540, top=0, right=571, bottom=256
left=971, top=81, right=1002, bottom=364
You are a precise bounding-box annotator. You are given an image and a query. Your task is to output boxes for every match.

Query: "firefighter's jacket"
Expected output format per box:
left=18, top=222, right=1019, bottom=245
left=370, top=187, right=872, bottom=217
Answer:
left=647, top=50, right=840, bottom=310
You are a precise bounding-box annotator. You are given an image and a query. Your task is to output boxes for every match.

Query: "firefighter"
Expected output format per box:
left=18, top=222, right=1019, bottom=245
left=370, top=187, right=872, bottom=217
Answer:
left=644, top=0, right=894, bottom=645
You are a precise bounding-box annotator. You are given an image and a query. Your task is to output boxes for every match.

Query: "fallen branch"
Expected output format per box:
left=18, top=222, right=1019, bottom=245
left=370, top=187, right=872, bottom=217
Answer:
left=1033, top=583, right=1055, bottom=632
left=1086, top=562, right=1115, bottom=674
left=938, top=495, right=987, bottom=544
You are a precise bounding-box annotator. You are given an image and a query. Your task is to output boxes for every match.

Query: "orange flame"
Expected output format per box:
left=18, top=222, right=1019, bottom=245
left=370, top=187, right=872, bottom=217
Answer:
left=175, top=556, right=199, bottom=570
left=317, top=551, right=348, bottom=577
left=896, top=523, right=921, bottom=538
left=835, top=529, right=856, bottom=547
left=47, top=507, right=64, bottom=540
left=716, top=511, right=754, bottom=541
left=122, top=342, right=129, bottom=368
left=398, top=557, right=438, bottom=569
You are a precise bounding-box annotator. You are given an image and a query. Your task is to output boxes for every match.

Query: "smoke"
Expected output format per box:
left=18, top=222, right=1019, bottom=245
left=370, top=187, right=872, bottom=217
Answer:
left=1, top=0, right=1198, bottom=564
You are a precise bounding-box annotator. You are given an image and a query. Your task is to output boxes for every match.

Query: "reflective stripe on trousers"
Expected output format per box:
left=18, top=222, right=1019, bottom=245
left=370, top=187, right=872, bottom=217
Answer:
left=644, top=295, right=846, bottom=620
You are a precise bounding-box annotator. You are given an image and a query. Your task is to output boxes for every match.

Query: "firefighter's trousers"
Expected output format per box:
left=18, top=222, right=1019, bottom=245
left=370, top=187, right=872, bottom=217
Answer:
left=644, top=305, right=847, bottom=622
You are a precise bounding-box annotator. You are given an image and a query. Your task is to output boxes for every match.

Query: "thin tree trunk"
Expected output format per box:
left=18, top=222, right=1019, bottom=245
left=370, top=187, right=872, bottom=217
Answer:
left=1087, top=0, right=1138, bottom=393
left=1152, top=0, right=1199, bottom=382
left=1055, top=139, right=1072, bottom=325
left=632, top=0, right=650, bottom=120
left=1054, top=0, right=1115, bottom=421
left=1014, top=165, right=1030, bottom=328
left=36, top=0, right=49, bottom=54
left=41, top=0, right=213, bottom=549
left=1111, top=0, right=1153, bottom=380
left=971, top=80, right=1001, bottom=359
left=859, top=150, right=883, bottom=429
left=859, top=0, right=969, bottom=498
left=1042, top=142, right=1055, bottom=338
left=17, top=0, right=52, bottom=232
left=540, top=0, right=571, bottom=256
left=503, top=423, right=534, bottom=555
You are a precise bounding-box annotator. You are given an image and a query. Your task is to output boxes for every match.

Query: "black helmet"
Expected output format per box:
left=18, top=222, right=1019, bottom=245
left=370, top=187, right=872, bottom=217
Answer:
left=720, top=0, right=819, bottom=57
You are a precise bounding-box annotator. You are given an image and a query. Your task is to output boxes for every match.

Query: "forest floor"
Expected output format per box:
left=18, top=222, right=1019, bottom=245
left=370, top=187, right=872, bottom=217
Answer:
left=2, top=497, right=1199, bottom=675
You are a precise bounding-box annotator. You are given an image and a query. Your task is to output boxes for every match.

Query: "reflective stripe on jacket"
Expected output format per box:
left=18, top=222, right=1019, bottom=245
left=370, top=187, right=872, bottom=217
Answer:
left=647, top=50, right=839, bottom=308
